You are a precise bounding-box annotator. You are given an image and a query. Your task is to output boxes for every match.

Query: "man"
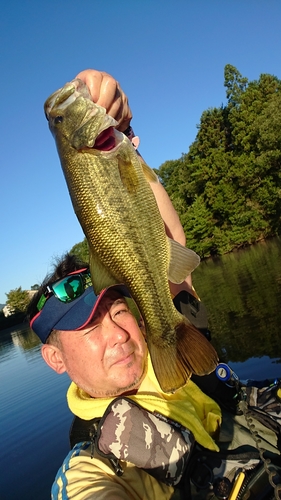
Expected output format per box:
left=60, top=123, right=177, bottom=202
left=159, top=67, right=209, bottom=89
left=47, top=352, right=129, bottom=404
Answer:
left=28, top=253, right=222, bottom=500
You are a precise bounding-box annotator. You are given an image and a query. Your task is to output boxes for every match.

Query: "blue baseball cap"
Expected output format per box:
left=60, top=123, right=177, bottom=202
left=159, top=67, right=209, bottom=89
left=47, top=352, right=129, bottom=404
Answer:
left=30, top=284, right=132, bottom=343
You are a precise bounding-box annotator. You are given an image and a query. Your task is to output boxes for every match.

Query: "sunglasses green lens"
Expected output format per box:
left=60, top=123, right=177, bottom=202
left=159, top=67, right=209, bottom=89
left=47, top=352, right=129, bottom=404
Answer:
left=36, top=270, right=92, bottom=311
left=51, top=272, right=91, bottom=303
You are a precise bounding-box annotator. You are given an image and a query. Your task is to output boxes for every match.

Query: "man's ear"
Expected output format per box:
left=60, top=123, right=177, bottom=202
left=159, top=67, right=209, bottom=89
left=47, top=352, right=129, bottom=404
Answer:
left=41, top=344, right=66, bottom=374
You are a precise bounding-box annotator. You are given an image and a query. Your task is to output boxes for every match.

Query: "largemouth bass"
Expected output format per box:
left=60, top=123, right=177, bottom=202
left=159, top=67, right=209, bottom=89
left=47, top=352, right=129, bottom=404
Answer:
left=44, top=79, right=218, bottom=392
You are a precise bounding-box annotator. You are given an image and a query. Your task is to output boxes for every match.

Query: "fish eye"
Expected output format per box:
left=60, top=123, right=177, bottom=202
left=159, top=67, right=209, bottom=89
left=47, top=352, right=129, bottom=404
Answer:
left=54, top=115, right=63, bottom=124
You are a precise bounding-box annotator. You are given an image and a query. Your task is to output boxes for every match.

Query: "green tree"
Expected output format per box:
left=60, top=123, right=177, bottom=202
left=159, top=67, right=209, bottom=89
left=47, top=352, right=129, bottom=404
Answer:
left=157, top=64, right=281, bottom=257
left=70, top=237, right=90, bottom=263
left=180, top=195, right=217, bottom=256
left=6, top=287, right=30, bottom=313
left=224, top=64, right=248, bottom=106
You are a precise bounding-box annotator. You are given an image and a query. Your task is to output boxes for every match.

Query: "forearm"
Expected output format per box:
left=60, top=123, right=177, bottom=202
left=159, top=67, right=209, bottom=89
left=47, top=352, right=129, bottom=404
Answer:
left=148, top=181, right=186, bottom=244
left=148, top=176, right=193, bottom=293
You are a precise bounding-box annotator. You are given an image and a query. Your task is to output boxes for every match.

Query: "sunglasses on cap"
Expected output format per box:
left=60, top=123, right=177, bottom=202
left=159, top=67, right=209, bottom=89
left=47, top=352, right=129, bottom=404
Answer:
left=36, top=268, right=92, bottom=311
left=30, top=269, right=133, bottom=343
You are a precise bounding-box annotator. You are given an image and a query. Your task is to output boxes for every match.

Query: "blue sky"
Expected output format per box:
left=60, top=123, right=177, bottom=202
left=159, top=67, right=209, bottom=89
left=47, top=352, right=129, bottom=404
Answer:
left=1, top=0, right=281, bottom=305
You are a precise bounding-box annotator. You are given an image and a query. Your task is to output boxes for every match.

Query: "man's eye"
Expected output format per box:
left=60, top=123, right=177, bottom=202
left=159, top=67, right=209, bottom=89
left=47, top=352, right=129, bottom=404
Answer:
left=113, top=307, right=129, bottom=317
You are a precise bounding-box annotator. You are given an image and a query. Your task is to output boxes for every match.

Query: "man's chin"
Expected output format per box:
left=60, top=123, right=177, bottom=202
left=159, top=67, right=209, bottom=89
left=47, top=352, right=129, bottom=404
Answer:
left=108, top=362, right=148, bottom=398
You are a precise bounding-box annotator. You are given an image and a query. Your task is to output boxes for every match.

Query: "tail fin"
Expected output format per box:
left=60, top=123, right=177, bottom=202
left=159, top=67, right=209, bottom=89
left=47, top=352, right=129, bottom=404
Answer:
left=148, top=320, right=218, bottom=393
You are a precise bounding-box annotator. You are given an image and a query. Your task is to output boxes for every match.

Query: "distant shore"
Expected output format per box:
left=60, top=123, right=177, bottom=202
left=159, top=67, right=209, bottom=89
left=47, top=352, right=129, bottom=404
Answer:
left=0, top=320, right=29, bottom=335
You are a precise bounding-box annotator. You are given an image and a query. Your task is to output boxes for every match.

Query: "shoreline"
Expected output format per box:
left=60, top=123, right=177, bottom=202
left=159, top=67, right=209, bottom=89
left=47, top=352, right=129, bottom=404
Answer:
left=0, top=320, right=29, bottom=335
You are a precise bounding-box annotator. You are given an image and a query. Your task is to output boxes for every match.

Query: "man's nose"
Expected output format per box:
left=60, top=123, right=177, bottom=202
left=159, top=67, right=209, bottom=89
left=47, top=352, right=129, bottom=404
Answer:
left=103, top=316, right=129, bottom=346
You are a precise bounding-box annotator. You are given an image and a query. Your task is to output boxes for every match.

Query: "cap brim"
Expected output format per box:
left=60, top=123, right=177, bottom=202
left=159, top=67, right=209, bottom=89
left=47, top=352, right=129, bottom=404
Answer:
left=31, top=284, right=131, bottom=343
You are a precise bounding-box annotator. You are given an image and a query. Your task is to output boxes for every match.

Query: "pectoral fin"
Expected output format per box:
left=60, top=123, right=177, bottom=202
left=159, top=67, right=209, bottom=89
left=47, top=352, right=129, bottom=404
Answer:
left=117, top=157, right=139, bottom=193
left=141, top=161, right=159, bottom=183
left=167, top=238, right=200, bottom=284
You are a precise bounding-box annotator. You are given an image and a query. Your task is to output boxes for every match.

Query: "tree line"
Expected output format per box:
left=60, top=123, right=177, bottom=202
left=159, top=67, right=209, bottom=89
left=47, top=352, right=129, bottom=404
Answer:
left=0, top=286, right=37, bottom=329
left=156, top=64, right=281, bottom=257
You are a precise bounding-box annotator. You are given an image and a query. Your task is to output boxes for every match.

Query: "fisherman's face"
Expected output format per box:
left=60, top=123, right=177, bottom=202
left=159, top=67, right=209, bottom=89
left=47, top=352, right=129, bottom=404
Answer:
left=52, top=290, right=148, bottom=397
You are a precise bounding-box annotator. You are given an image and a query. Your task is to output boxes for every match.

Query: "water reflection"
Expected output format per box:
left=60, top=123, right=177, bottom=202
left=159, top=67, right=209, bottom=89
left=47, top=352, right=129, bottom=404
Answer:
left=0, top=325, right=40, bottom=360
left=193, top=236, right=281, bottom=379
left=0, top=325, right=72, bottom=500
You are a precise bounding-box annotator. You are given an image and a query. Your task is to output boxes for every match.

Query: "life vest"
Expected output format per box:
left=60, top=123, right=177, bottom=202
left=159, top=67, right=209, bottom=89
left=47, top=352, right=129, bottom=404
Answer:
left=69, top=377, right=281, bottom=498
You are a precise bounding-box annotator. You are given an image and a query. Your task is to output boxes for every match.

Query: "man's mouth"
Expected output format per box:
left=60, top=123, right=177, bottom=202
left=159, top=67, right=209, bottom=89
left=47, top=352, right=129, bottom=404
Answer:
left=112, top=352, right=134, bottom=366
left=94, top=127, right=116, bottom=151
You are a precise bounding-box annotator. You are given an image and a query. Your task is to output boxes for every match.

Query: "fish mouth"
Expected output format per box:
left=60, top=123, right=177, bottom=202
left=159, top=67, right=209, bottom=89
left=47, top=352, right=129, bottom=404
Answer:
left=94, top=126, right=116, bottom=151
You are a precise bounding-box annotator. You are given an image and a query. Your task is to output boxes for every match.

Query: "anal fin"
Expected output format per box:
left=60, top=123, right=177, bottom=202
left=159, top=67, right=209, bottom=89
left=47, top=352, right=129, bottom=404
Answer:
left=168, top=238, right=200, bottom=284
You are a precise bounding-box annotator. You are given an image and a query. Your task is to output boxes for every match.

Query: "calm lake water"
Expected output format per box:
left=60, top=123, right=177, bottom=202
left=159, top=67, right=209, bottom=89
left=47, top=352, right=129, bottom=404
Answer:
left=1, top=236, right=281, bottom=500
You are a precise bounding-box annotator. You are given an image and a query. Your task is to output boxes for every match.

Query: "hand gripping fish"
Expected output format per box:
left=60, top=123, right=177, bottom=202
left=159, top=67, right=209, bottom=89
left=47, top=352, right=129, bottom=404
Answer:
left=44, top=79, right=218, bottom=392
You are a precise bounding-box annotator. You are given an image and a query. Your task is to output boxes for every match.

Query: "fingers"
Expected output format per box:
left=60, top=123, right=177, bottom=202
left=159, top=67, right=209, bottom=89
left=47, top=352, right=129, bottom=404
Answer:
left=75, top=69, right=116, bottom=108
left=75, top=69, right=132, bottom=132
left=97, top=73, right=119, bottom=110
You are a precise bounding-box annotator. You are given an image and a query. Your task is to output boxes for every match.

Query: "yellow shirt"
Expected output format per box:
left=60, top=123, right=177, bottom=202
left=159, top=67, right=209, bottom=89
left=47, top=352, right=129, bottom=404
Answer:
left=67, top=355, right=221, bottom=451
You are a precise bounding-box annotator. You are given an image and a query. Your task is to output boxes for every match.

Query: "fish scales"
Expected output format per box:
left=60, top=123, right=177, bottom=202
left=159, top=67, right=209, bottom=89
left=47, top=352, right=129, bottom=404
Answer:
left=67, top=141, right=175, bottom=330
left=44, top=79, right=218, bottom=392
